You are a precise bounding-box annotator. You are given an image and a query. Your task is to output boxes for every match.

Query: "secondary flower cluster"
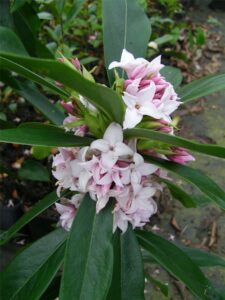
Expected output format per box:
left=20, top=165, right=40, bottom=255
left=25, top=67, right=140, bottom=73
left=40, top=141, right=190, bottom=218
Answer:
left=53, top=123, right=159, bottom=233
left=53, top=49, right=195, bottom=233
left=109, top=49, right=180, bottom=129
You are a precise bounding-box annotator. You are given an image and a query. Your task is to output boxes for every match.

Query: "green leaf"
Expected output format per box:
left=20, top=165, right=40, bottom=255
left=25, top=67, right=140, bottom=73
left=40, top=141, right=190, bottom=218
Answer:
left=143, top=245, right=225, bottom=268
left=136, top=231, right=216, bottom=299
left=15, top=80, right=65, bottom=125
left=162, top=179, right=196, bottom=208
left=181, top=247, right=225, bottom=268
left=0, top=123, right=93, bottom=147
left=145, top=273, right=169, bottom=297
left=18, top=159, right=50, bottom=182
left=1, top=229, right=67, bottom=300
left=107, top=227, right=145, bottom=300
left=160, top=66, right=182, bottom=88
left=0, top=56, right=69, bottom=98
left=0, top=191, right=58, bottom=245
left=124, top=128, right=225, bottom=159
left=0, top=26, right=27, bottom=55
left=103, top=0, right=151, bottom=84
left=32, top=146, right=52, bottom=160
left=0, top=53, right=125, bottom=123
left=144, top=156, right=225, bottom=211
left=60, top=194, right=113, bottom=300
left=10, top=0, right=27, bottom=12
left=65, top=0, right=85, bottom=27
left=178, top=73, right=225, bottom=103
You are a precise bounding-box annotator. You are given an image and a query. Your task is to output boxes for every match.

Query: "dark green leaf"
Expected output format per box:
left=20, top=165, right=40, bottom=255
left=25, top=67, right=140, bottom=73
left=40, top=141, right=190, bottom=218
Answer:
left=1, top=229, right=67, bottom=300
left=0, top=123, right=93, bottom=147
left=10, top=0, right=27, bottom=12
left=145, top=273, right=169, bottom=297
left=0, top=0, right=13, bottom=28
left=0, top=191, right=58, bottom=245
left=60, top=194, right=113, bottom=300
left=143, top=246, right=225, bottom=268
left=181, top=247, right=225, bottom=268
left=0, top=26, right=27, bottom=55
left=0, top=53, right=125, bottom=123
left=144, top=155, right=225, bottom=211
left=15, top=80, right=65, bottom=125
left=103, top=0, right=151, bottom=84
left=136, top=230, right=216, bottom=299
left=124, top=128, right=225, bottom=159
left=32, top=146, right=52, bottom=160
left=107, top=227, right=145, bottom=300
left=65, top=0, right=85, bottom=27
left=160, top=66, right=182, bottom=88
left=0, top=56, right=69, bottom=98
left=178, top=73, right=225, bottom=103
left=18, top=159, right=50, bottom=182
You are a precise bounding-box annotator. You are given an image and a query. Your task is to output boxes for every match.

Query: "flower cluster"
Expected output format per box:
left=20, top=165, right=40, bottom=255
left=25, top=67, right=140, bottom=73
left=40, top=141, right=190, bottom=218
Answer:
left=53, top=49, right=195, bottom=233
left=109, top=49, right=180, bottom=129
left=53, top=123, right=159, bottom=233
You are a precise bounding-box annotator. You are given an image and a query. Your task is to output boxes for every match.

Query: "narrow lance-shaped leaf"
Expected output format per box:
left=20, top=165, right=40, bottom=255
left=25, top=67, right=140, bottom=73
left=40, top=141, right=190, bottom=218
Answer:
left=136, top=230, right=218, bottom=299
left=0, top=191, right=58, bottom=245
left=0, top=123, right=93, bottom=147
left=178, top=73, right=225, bottom=103
left=142, top=245, right=225, bottom=268
left=0, top=53, right=125, bottom=124
left=124, top=128, right=225, bottom=159
left=107, top=227, right=145, bottom=300
left=0, top=229, right=67, bottom=300
left=60, top=194, right=114, bottom=300
left=144, top=155, right=225, bottom=211
left=103, top=0, right=151, bottom=84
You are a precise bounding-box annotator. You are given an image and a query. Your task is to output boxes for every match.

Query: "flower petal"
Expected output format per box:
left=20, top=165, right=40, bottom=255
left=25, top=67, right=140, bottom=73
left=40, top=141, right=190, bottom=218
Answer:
left=90, top=139, right=109, bottom=152
left=114, top=142, right=133, bottom=157
left=101, top=151, right=117, bottom=169
left=103, top=122, right=123, bottom=144
left=123, top=108, right=143, bottom=129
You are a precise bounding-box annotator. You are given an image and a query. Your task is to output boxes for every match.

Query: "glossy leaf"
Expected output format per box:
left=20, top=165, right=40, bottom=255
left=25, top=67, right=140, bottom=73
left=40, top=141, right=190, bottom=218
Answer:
left=0, top=191, right=58, bottom=245
left=144, top=155, right=225, bottom=211
left=136, top=230, right=216, bottom=299
left=0, top=122, right=93, bottom=147
left=178, top=73, right=225, bottom=102
left=143, top=246, right=225, bottom=268
left=0, top=56, right=69, bottom=98
left=107, top=227, right=145, bottom=300
left=0, top=26, right=27, bottom=55
left=18, top=159, right=50, bottom=182
left=16, top=80, right=65, bottom=125
left=0, top=53, right=125, bottom=123
left=1, top=229, right=67, bottom=300
left=160, top=66, right=182, bottom=88
left=60, top=194, right=113, bottom=300
left=103, top=0, right=151, bottom=84
left=124, top=128, right=225, bottom=159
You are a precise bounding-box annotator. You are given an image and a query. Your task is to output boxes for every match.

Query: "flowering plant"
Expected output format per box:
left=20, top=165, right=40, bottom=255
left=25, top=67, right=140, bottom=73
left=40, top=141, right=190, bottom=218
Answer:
left=1, top=1, right=225, bottom=299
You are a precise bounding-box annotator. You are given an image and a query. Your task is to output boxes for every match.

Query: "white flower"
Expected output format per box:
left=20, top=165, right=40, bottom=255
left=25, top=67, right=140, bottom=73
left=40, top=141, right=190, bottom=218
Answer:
left=90, top=123, right=133, bottom=169
left=123, top=82, right=162, bottom=129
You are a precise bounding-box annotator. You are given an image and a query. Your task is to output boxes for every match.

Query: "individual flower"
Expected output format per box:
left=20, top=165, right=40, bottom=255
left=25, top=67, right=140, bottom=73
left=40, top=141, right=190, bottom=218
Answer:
left=55, top=194, right=83, bottom=231
left=123, top=82, right=163, bottom=128
left=90, top=123, right=133, bottom=168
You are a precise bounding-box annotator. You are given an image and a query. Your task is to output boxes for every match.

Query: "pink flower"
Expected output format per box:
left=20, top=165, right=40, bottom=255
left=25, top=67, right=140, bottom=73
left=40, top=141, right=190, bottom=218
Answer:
left=55, top=194, right=83, bottom=231
left=167, top=147, right=195, bottom=165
